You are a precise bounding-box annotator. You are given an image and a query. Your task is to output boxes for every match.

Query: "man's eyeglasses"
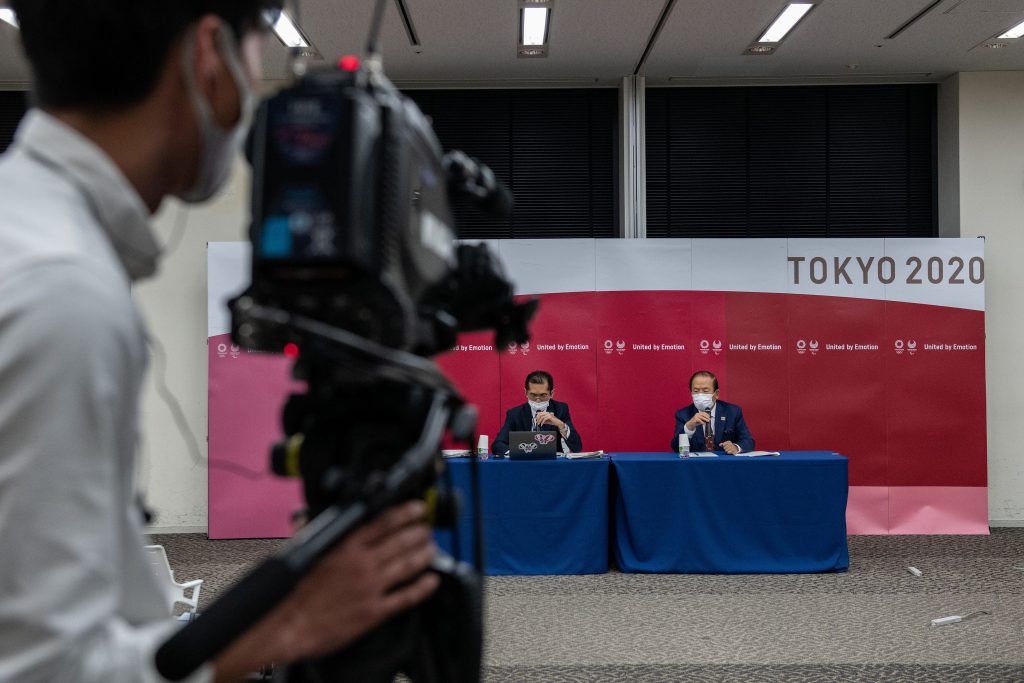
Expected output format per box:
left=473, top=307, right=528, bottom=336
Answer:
left=527, top=392, right=551, bottom=401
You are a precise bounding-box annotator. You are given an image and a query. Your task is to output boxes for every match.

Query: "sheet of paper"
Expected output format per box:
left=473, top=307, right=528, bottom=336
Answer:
left=567, top=450, right=604, bottom=459
left=734, top=450, right=781, bottom=457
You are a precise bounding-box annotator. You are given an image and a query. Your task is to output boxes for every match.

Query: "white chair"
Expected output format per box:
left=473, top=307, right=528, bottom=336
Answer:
left=144, top=545, right=203, bottom=620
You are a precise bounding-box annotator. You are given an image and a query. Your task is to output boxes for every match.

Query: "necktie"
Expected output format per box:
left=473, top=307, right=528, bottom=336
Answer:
left=704, top=415, right=715, bottom=450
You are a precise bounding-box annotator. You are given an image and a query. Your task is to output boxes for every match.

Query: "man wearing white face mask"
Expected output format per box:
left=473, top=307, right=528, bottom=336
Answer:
left=492, top=370, right=583, bottom=455
left=0, top=2, right=438, bottom=682
left=672, top=370, right=755, bottom=455
left=177, top=18, right=259, bottom=203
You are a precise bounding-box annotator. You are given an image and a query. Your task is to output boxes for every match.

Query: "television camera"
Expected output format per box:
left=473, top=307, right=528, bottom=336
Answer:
left=155, top=2, right=535, bottom=680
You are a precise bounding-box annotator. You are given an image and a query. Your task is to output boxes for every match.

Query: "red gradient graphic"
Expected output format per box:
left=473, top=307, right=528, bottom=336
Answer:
left=436, top=329, right=502, bottom=450
left=688, top=291, right=730, bottom=404
left=596, top=291, right=693, bottom=453
left=786, top=295, right=888, bottom=485
left=725, top=292, right=790, bottom=453
left=883, top=301, right=986, bottom=486
left=208, top=292, right=987, bottom=537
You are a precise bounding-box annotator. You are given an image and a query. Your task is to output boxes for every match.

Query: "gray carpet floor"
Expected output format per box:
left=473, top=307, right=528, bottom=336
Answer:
left=150, top=529, right=1024, bottom=682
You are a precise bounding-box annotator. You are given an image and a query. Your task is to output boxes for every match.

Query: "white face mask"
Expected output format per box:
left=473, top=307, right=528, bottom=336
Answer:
left=692, top=393, right=714, bottom=411
left=176, top=24, right=257, bottom=203
left=529, top=400, right=550, bottom=412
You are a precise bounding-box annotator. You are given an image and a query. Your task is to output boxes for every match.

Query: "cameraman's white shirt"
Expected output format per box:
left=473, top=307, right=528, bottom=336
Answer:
left=0, top=111, right=211, bottom=683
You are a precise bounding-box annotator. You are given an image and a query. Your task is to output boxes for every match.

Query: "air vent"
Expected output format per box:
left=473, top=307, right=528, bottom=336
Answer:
left=944, top=0, right=1024, bottom=13
left=886, top=0, right=945, bottom=39
left=634, top=0, right=678, bottom=75
left=394, top=0, right=420, bottom=47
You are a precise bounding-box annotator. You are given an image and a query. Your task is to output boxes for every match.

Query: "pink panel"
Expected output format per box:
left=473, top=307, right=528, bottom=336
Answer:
left=884, top=302, right=986, bottom=487
left=725, top=293, right=791, bottom=452
left=788, top=295, right=887, bottom=486
left=208, top=334, right=302, bottom=539
left=436, top=330, right=501, bottom=450
left=889, top=486, right=989, bottom=535
left=595, top=291, right=693, bottom=453
left=688, top=291, right=729, bottom=392
left=846, top=486, right=890, bottom=535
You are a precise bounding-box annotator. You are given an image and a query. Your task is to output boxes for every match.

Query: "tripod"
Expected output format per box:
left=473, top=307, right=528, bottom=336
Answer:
left=156, top=310, right=484, bottom=682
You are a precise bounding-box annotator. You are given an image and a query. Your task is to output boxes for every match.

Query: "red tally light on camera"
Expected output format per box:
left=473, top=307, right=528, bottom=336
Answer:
left=283, top=343, right=300, bottom=359
left=338, top=55, right=360, bottom=72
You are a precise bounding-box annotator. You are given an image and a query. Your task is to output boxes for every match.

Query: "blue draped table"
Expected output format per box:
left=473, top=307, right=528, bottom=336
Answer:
left=610, top=452, right=849, bottom=574
left=435, top=457, right=610, bottom=575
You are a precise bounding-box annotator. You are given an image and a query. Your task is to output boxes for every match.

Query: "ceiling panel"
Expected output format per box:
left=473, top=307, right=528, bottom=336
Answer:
left=0, top=1, right=1023, bottom=89
left=264, top=0, right=666, bottom=85
left=642, top=0, right=1024, bottom=82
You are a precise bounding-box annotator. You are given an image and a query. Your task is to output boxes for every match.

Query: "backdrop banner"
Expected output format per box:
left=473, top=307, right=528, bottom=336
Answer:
left=207, top=238, right=987, bottom=538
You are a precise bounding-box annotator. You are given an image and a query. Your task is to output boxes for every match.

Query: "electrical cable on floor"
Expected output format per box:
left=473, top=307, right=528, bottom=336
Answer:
left=147, top=333, right=266, bottom=481
left=162, top=201, right=190, bottom=255
left=145, top=203, right=266, bottom=481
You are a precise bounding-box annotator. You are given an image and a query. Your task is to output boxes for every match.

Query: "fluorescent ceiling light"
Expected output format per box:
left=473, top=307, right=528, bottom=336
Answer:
left=759, top=3, right=813, bottom=43
left=998, top=18, right=1024, bottom=39
left=0, top=9, right=18, bottom=28
left=265, top=9, right=310, bottom=48
left=521, top=7, right=549, bottom=46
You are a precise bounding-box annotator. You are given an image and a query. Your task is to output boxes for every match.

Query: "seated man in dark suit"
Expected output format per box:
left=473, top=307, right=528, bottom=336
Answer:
left=493, top=370, right=583, bottom=455
left=672, top=370, right=755, bottom=454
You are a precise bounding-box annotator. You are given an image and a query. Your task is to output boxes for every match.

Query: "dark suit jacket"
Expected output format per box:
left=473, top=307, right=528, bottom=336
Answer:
left=492, top=399, right=583, bottom=454
left=672, top=400, right=755, bottom=452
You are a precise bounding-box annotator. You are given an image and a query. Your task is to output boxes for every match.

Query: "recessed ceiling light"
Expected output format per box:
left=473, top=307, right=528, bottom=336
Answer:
left=0, top=9, right=18, bottom=28
left=998, top=18, right=1024, bottom=39
left=745, top=45, right=776, bottom=54
left=521, top=6, right=549, bottom=46
left=984, top=42, right=1009, bottom=49
left=518, top=0, right=551, bottom=58
left=759, top=3, right=814, bottom=43
left=264, top=9, right=311, bottom=49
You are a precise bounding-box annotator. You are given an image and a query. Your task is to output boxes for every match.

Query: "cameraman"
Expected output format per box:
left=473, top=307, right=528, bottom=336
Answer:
left=0, top=2, right=438, bottom=682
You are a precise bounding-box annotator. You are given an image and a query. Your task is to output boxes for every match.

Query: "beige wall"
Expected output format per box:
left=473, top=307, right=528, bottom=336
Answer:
left=937, top=73, right=960, bottom=239
left=956, top=71, right=1024, bottom=525
left=135, top=162, right=252, bottom=532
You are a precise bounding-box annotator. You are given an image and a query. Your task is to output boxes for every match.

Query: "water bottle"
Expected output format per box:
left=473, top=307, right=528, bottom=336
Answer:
left=678, top=433, right=690, bottom=458
left=477, top=434, right=490, bottom=460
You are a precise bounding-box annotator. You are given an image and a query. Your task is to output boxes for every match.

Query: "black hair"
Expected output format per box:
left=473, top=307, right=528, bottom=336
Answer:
left=11, top=0, right=283, bottom=110
left=689, top=370, right=718, bottom=391
left=524, top=370, right=554, bottom=392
